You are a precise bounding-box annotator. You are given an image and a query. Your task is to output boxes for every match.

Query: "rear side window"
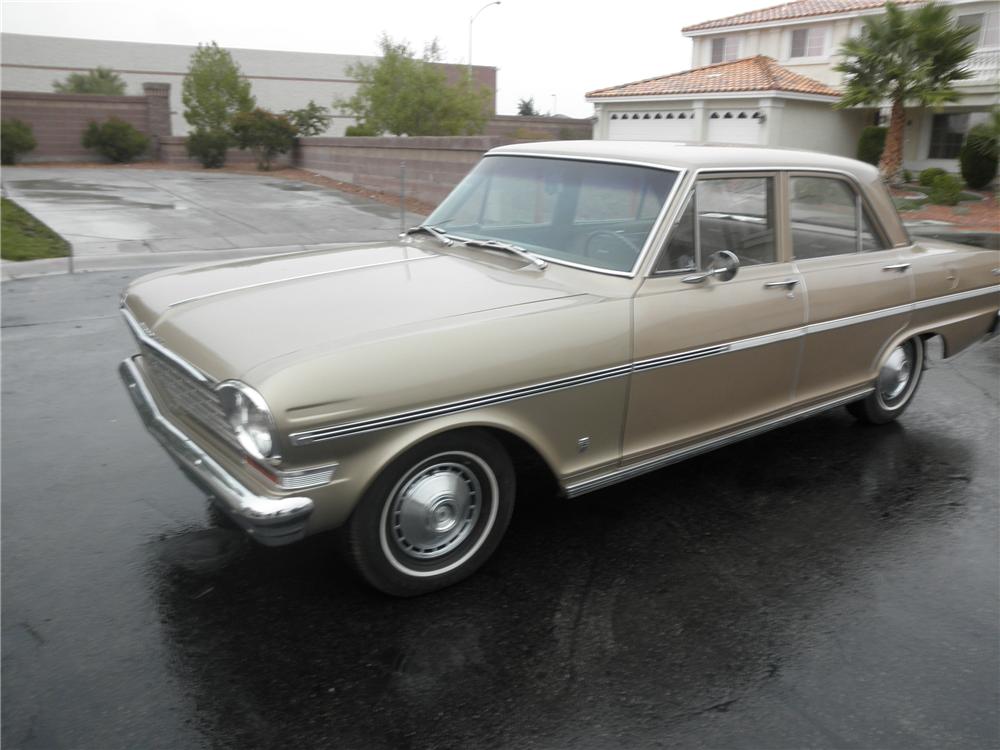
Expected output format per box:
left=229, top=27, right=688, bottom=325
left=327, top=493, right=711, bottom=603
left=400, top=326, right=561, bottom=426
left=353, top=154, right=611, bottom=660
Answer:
left=790, top=176, right=887, bottom=259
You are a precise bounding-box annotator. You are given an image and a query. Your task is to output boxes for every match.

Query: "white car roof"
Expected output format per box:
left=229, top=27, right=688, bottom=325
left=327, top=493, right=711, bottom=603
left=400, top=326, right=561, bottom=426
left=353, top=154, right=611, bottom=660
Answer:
left=489, top=140, right=879, bottom=181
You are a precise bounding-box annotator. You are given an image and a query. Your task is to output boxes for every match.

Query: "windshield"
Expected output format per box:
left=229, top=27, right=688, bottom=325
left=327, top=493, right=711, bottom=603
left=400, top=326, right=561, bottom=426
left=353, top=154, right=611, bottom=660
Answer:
left=425, top=155, right=679, bottom=273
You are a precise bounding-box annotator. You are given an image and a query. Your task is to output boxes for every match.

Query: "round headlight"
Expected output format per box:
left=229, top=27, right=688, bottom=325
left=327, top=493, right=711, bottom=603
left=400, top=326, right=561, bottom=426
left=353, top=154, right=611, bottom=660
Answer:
left=217, top=382, right=279, bottom=461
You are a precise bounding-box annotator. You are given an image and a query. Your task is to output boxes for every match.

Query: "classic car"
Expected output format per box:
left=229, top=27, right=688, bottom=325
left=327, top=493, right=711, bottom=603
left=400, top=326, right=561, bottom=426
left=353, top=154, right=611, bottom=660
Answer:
left=120, top=141, right=1000, bottom=595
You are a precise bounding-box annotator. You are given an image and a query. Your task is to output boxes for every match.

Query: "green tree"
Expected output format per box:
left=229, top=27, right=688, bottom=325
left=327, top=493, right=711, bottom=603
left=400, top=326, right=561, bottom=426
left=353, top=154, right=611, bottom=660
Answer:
left=283, top=100, right=332, bottom=137
left=338, top=34, right=489, bottom=136
left=232, top=108, right=298, bottom=169
left=53, top=67, right=126, bottom=95
left=182, top=42, right=255, bottom=132
left=517, top=97, right=539, bottom=116
left=834, top=1, right=975, bottom=184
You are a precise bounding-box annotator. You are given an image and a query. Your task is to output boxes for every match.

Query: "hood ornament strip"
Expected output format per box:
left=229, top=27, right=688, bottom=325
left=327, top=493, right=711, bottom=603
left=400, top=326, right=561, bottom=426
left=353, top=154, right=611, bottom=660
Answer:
left=167, top=254, right=438, bottom=308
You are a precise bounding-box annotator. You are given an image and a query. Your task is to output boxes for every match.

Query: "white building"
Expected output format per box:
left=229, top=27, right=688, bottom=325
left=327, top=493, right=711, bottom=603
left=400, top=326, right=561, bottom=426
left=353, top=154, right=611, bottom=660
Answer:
left=587, top=0, right=999, bottom=171
left=0, top=33, right=496, bottom=137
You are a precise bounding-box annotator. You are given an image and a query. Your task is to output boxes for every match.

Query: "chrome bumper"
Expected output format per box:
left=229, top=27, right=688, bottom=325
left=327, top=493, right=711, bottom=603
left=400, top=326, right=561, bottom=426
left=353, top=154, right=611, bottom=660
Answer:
left=119, top=356, right=314, bottom=546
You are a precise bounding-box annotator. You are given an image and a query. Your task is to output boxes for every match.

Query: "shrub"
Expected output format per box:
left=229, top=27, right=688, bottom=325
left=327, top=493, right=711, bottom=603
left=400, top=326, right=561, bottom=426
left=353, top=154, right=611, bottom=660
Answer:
left=928, top=173, right=963, bottom=205
left=1, top=119, right=37, bottom=164
left=186, top=128, right=231, bottom=168
left=902, top=168, right=914, bottom=184
left=856, top=126, right=887, bottom=165
left=81, top=118, right=149, bottom=162
left=919, top=167, right=947, bottom=186
left=345, top=123, right=379, bottom=136
left=283, top=100, right=332, bottom=137
left=231, top=108, right=297, bottom=170
left=959, top=123, right=998, bottom=189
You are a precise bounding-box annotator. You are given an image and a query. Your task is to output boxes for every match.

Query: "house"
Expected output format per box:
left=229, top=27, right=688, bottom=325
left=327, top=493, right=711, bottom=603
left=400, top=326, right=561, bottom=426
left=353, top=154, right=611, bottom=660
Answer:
left=587, top=0, right=999, bottom=171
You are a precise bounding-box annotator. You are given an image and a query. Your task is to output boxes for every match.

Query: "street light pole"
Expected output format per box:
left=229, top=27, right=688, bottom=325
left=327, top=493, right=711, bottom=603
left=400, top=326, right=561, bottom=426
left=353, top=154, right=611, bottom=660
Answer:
left=468, top=1, right=501, bottom=79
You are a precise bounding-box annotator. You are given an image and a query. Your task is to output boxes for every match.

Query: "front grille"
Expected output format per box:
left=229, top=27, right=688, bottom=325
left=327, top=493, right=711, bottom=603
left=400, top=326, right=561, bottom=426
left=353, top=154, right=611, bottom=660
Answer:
left=141, top=344, right=239, bottom=450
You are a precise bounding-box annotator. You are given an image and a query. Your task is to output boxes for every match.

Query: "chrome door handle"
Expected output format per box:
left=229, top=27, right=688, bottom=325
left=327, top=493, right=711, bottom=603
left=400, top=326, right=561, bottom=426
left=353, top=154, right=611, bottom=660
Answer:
left=882, top=263, right=911, bottom=272
left=764, top=278, right=799, bottom=289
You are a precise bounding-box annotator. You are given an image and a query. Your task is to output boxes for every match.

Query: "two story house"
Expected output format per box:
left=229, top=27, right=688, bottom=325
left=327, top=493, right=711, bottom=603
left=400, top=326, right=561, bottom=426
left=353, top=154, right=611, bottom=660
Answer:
left=587, top=0, right=999, bottom=172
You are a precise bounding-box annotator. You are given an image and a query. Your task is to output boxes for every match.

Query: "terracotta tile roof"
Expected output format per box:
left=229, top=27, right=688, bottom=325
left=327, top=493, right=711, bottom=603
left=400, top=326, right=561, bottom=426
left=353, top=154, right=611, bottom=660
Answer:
left=586, top=56, right=840, bottom=99
left=682, top=0, right=923, bottom=33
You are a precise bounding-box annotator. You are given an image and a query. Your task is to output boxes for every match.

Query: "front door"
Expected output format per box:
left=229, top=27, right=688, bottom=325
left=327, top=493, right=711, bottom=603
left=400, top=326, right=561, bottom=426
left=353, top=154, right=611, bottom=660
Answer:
left=623, top=174, right=807, bottom=463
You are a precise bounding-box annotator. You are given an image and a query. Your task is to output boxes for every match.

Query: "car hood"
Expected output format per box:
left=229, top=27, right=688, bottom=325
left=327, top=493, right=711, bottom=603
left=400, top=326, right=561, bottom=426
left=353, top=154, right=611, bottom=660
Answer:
left=124, top=241, right=585, bottom=381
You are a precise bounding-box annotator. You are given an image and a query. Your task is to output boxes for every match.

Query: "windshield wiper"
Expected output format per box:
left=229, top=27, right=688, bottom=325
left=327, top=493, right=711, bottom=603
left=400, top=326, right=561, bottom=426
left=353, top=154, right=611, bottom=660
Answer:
left=458, top=238, right=548, bottom=270
left=404, top=224, right=454, bottom=246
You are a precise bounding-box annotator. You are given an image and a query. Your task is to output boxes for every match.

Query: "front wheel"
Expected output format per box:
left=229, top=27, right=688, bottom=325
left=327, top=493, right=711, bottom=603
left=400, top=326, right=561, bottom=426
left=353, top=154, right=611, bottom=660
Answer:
left=343, top=430, right=515, bottom=596
left=847, top=336, right=925, bottom=424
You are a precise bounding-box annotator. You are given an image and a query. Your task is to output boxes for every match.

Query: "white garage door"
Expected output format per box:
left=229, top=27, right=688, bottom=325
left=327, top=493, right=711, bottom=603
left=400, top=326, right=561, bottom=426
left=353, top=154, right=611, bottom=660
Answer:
left=608, top=110, right=696, bottom=141
left=707, top=110, right=763, bottom=145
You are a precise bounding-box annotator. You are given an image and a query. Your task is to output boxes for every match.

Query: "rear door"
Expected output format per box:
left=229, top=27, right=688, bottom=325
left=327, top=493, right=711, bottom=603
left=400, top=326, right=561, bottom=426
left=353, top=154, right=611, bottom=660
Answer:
left=789, top=173, right=913, bottom=404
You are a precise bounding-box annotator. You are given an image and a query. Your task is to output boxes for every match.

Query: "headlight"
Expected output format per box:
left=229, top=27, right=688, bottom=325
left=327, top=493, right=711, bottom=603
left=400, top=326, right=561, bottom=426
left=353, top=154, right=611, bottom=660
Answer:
left=217, top=381, right=279, bottom=462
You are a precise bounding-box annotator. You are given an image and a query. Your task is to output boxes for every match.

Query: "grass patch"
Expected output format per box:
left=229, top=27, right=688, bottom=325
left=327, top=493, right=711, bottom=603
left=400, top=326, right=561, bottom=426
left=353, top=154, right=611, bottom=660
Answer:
left=1, top=197, right=70, bottom=261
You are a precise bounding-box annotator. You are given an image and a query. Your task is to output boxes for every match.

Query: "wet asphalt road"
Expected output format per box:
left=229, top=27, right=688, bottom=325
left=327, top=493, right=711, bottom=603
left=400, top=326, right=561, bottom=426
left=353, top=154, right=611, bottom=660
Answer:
left=2, top=270, right=998, bottom=750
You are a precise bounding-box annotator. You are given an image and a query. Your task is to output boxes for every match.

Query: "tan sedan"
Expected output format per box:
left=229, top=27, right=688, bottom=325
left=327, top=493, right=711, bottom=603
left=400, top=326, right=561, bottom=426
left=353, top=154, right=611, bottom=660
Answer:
left=120, top=142, right=1000, bottom=595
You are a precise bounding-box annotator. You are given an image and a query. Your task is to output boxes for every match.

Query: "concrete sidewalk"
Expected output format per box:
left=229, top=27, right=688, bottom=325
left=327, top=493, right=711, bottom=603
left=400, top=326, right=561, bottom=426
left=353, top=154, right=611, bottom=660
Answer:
left=1, top=167, right=425, bottom=279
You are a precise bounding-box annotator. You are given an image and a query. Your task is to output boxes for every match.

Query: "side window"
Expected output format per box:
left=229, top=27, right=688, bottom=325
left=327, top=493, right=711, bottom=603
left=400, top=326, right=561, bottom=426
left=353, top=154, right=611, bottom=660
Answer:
left=655, top=176, right=775, bottom=273
left=696, top=177, right=776, bottom=266
left=790, top=176, right=886, bottom=259
left=861, top=208, right=887, bottom=252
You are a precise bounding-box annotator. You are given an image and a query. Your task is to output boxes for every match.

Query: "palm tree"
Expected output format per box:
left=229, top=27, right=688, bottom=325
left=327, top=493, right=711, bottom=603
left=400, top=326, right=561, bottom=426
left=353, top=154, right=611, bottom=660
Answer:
left=834, top=1, right=976, bottom=184
left=53, top=67, right=127, bottom=96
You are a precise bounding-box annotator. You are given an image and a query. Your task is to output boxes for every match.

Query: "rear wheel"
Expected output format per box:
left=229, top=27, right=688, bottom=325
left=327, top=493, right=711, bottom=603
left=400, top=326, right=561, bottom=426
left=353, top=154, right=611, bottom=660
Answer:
left=847, top=336, right=925, bottom=424
left=344, top=430, right=515, bottom=596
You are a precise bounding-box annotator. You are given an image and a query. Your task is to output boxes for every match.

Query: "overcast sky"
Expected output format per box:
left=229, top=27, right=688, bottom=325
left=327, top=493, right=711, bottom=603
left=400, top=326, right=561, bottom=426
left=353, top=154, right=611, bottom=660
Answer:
left=2, top=0, right=758, bottom=118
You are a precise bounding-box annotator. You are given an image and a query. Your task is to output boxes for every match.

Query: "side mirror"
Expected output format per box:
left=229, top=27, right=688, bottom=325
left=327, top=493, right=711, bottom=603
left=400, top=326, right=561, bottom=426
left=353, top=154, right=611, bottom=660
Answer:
left=681, top=250, right=740, bottom=284
left=707, top=250, right=739, bottom=282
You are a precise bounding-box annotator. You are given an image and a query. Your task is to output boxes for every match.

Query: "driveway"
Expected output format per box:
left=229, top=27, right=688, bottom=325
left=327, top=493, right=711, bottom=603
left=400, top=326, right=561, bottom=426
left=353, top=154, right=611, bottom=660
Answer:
left=2, top=269, right=998, bottom=749
left=1, top=166, right=423, bottom=276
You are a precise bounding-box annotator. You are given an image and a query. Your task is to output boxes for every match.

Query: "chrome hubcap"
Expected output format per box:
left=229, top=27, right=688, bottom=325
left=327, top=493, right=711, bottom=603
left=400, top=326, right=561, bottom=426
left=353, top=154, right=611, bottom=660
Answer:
left=389, top=462, right=481, bottom=559
left=878, top=344, right=913, bottom=403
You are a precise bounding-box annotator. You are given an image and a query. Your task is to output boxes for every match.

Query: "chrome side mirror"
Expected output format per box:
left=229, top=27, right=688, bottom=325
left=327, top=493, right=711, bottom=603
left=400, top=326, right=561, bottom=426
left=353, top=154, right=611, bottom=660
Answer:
left=682, top=250, right=740, bottom=284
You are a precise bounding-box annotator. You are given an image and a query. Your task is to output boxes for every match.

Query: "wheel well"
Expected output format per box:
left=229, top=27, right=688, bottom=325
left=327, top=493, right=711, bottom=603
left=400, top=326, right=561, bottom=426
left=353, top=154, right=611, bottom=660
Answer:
left=478, top=427, right=562, bottom=500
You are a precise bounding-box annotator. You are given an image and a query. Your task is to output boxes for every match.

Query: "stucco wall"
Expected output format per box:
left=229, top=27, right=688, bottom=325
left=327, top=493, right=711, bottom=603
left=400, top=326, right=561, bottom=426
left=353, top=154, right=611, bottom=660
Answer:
left=0, top=33, right=497, bottom=138
left=774, top=100, right=867, bottom=157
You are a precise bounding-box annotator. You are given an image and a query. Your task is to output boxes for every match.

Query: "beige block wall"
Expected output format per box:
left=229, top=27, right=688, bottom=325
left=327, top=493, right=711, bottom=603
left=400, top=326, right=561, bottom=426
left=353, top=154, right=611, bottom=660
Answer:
left=296, top=136, right=511, bottom=206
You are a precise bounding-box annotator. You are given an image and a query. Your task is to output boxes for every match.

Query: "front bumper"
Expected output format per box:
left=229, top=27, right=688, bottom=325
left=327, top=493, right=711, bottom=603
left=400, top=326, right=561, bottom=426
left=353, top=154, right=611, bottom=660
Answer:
left=119, top=356, right=314, bottom=546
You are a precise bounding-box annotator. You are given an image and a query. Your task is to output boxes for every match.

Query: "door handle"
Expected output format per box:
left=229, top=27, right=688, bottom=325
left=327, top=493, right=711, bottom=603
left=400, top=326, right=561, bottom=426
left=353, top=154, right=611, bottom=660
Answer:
left=763, top=278, right=799, bottom=289
left=882, top=263, right=911, bottom=272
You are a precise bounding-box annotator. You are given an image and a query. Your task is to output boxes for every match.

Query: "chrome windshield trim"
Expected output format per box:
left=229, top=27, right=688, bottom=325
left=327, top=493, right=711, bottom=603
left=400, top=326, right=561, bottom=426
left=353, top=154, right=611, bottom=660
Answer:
left=564, top=387, right=875, bottom=497
left=466, top=153, right=687, bottom=279
left=167, top=254, right=438, bottom=308
left=121, top=306, right=214, bottom=384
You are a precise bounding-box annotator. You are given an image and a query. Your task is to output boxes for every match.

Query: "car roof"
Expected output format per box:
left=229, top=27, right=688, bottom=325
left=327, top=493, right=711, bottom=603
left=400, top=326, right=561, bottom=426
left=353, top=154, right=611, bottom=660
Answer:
left=489, top=140, right=878, bottom=181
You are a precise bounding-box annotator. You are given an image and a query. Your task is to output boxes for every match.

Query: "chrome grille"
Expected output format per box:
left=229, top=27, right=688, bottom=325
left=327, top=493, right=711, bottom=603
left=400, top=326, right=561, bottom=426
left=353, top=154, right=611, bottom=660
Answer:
left=141, top=344, right=239, bottom=449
